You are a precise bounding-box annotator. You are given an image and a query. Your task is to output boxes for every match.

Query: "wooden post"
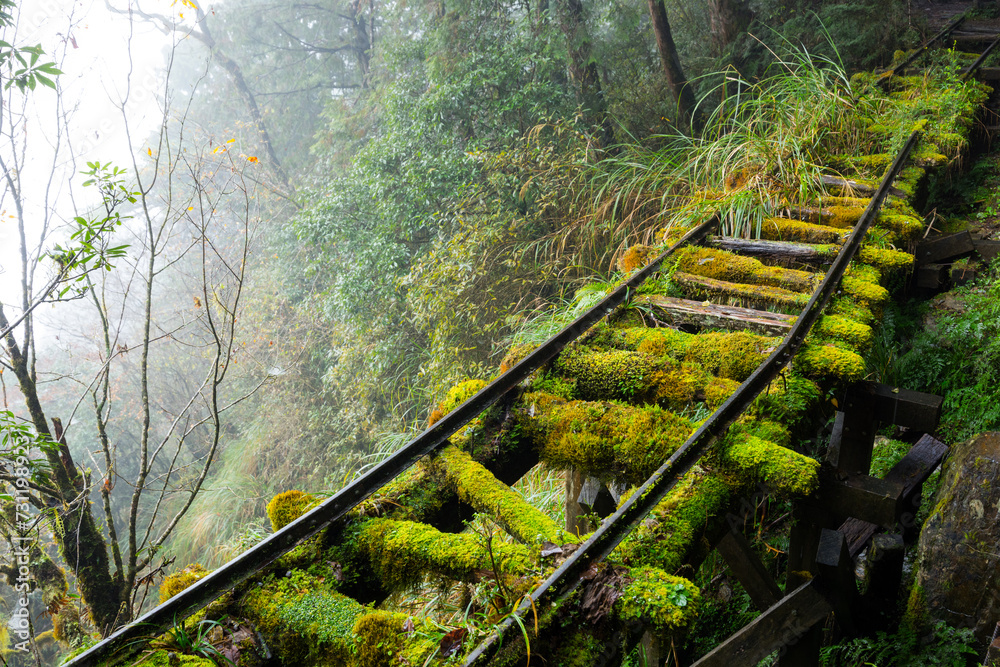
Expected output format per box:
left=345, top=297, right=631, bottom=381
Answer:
left=716, top=529, right=782, bottom=611
left=861, top=533, right=905, bottom=630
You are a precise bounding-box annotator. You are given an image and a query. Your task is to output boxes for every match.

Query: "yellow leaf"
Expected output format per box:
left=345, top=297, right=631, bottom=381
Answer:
left=247, top=156, right=258, bottom=163
left=147, top=148, right=152, bottom=156
left=227, top=138, right=236, bottom=143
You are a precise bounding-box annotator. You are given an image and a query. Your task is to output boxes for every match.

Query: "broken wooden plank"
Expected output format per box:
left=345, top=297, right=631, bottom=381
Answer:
left=692, top=581, right=832, bottom=667
left=707, top=237, right=837, bottom=265
left=839, top=434, right=948, bottom=557
left=916, top=231, right=974, bottom=265
left=635, top=295, right=796, bottom=336
left=819, top=175, right=905, bottom=198
left=717, top=529, right=783, bottom=612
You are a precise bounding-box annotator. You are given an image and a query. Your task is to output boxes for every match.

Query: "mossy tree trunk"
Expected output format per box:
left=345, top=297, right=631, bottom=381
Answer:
left=555, top=0, right=616, bottom=147
left=0, top=308, right=126, bottom=633
left=647, top=0, right=701, bottom=133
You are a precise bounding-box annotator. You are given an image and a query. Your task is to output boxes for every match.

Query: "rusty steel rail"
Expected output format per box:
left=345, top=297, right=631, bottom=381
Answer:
left=462, top=128, right=923, bottom=666
left=63, top=219, right=721, bottom=665
left=962, top=32, right=1000, bottom=80
left=887, top=14, right=966, bottom=79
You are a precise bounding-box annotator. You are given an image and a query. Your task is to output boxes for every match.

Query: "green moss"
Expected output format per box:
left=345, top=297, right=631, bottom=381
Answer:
left=841, top=276, right=890, bottom=309
left=615, top=567, right=700, bottom=632
left=351, top=518, right=534, bottom=590
left=795, top=342, right=867, bottom=381
left=673, top=272, right=810, bottom=313
left=159, top=564, right=209, bottom=604
left=436, top=445, right=572, bottom=544
left=812, top=315, right=873, bottom=349
left=828, top=296, right=874, bottom=325
left=751, top=374, right=822, bottom=428
left=267, top=490, right=319, bottom=532
left=353, top=611, right=438, bottom=667
left=619, top=244, right=655, bottom=273
left=530, top=398, right=694, bottom=484
left=676, top=247, right=817, bottom=292
left=552, top=346, right=661, bottom=402
left=126, top=651, right=216, bottom=667
left=758, top=217, right=848, bottom=244
left=551, top=346, right=720, bottom=410
left=684, top=331, right=779, bottom=381
left=717, top=434, right=820, bottom=497
left=241, top=571, right=365, bottom=666
left=823, top=205, right=866, bottom=229
left=613, top=468, right=734, bottom=572
left=876, top=212, right=924, bottom=241
left=430, top=378, right=488, bottom=425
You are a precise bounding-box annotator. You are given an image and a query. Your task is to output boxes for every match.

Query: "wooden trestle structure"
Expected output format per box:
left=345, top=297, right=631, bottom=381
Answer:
left=61, top=17, right=999, bottom=667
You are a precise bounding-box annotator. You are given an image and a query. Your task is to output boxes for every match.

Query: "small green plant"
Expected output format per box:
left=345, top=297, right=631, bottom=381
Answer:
left=819, top=621, right=978, bottom=666
left=150, top=615, right=234, bottom=665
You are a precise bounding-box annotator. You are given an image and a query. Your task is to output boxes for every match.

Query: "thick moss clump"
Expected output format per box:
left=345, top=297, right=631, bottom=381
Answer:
left=717, top=434, right=820, bottom=497
left=857, top=245, right=914, bottom=273
left=613, top=468, right=735, bottom=573
left=751, top=373, right=822, bottom=428
left=551, top=346, right=733, bottom=409
left=618, top=244, right=655, bottom=273
left=589, top=325, right=694, bottom=359
left=435, top=445, right=571, bottom=545
left=676, top=247, right=818, bottom=292
left=351, top=518, right=533, bottom=590
left=876, top=211, right=924, bottom=240
left=429, top=378, right=488, bottom=425
left=673, top=272, right=810, bottom=313
left=615, top=567, right=700, bottom=632
left=527, top=395, right=693, bottom=485
left=758, top=217, right=848, bottom=244
left=267, top=490, right=319, bottom=531
left=684, top=331, right=778, bottom=381
left=127, top=652, right=216, bottom=666
left=241, top=571, right=365, bottom=666
left=352, top=611, right=438, bottom=667
left=811, top=315, right=873, bottom=349
left=159, top=564, right=209, bottom=604
left=552, top=347, right=662, bottom=403
left=795, top=342, right=866, bottom=381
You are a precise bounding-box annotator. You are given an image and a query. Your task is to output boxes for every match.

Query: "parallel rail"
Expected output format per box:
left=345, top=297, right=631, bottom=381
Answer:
left=67, top=121, right=921, bottom=665
left=462, top=128, right=922, bottom=665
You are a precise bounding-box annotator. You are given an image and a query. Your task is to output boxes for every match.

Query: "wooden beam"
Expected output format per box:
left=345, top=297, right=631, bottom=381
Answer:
left=916, top=262, right=946, bottom=289
left=692, top=581, right=832, bottom=667
left=916, top=231, right=974, bottom=265
left=815, top=529, right=858, bottom=636
left=636, top=295, right=796, bottom=336
left=814, top=468, right=905, bottom=527
left=975, top=238, right=1000, bottom=262
left=860, top=533, right=905, bottom=630
left=951, top=263, right=977, bottom=286
left=839, top=434, right=948, bottom=556
left=717, top=529, right=783, bottom=611
left=838, top=382, right=943, bottom=433
left=707, top=237, right=837, bottom=265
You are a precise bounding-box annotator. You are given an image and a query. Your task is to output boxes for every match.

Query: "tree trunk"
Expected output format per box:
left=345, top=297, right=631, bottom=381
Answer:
left=556, top=0, right=616, bottom=147
left=648, top=0, right=700, bottom=133
left=707, top=0, right=753, bottom=55
left=0, top=307, right=126, bottom=634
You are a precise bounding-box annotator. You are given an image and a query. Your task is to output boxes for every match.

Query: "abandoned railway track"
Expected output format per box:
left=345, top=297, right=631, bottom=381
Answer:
left=64, top=20, right=999, bottom=667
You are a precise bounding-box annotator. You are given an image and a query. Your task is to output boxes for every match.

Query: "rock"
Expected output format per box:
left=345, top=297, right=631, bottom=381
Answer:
left=912, top=432, right=1000, bottom=645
